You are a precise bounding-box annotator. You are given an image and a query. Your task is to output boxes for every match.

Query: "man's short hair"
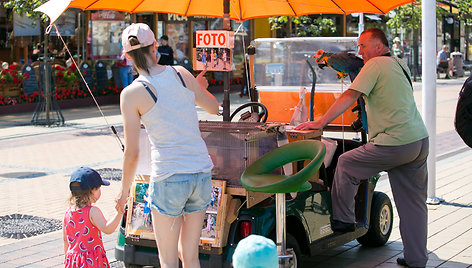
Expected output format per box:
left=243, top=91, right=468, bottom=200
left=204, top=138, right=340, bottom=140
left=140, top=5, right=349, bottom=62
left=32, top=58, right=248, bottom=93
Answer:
left=362, top=28, right=389, bottom=48
left=160, top=35, right=169, bottom=41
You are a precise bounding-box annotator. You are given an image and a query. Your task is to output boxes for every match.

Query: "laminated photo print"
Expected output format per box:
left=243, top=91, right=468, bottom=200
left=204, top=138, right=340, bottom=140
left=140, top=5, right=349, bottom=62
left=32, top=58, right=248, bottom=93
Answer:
left=195, top=48, right=232, bottom=72
left=129, top=183, right=153, bottom=233
left=207, top=185, right=222, bottom=213
left=200, top=212, right=217, bottom=241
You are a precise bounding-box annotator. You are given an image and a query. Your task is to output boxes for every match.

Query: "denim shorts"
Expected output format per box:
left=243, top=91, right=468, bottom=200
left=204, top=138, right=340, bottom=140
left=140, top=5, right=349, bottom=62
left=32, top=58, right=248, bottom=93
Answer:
left=148, top=172, right=211, bottom=217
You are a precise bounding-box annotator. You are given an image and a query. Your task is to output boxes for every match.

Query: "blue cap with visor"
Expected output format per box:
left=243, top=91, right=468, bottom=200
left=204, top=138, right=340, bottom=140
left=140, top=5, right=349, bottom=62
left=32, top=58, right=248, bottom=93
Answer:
left=69, top=167, right=110, bottom=191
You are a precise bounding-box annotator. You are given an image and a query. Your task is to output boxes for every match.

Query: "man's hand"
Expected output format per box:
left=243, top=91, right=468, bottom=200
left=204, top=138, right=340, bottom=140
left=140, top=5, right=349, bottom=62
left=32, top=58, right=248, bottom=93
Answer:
left=196, top=70, right=208, bottom=89
left=294, top=120, right=324, bottom=130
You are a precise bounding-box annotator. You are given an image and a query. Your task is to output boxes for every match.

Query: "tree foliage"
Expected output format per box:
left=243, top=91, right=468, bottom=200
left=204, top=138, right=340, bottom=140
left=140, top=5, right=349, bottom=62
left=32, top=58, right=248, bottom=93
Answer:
left=453, top=0, right=472, bottom=24
left=3, top=0, right=49, bottom=22
left=268, top=15, right=336, bottom=37
left=387, top=1, right=472, bottom=31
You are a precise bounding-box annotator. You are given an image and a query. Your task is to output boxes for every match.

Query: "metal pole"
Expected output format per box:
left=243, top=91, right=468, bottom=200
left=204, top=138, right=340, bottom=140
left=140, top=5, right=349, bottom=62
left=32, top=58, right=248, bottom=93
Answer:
left=422, top=0, right=441, bottom=204
left=358, top=13, right=364, bottom=37
left=44, top=35, right=50, bottom=124
left=222, top=0, right=231, bottom=121
left=275, top=193, right=287, bottom=266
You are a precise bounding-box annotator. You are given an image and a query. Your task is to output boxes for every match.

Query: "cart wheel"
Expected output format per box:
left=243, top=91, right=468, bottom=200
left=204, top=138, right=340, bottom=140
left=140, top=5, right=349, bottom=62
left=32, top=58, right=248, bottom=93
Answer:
left=357, top=191, right=393, bottom=247
left=286, top=233, right=301, bottom=268
left=230, top=102, right=268, bottom=123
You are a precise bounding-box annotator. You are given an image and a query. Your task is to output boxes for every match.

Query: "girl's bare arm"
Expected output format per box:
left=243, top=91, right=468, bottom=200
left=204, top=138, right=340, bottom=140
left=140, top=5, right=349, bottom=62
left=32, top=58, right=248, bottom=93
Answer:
left=89, top=206, right=124, bottom=235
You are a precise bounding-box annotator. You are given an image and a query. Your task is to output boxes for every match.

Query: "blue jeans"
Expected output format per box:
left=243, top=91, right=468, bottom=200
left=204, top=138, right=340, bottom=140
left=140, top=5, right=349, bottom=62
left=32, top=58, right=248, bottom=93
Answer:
left=120, top=66, right=133, bottom=88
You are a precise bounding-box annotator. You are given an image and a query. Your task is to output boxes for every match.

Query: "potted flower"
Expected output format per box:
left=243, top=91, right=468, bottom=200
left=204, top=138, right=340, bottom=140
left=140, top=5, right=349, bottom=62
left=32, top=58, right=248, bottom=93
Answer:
left=55, top=63, right=80, bottom=90
left=0, top=64, right=29, bottom=97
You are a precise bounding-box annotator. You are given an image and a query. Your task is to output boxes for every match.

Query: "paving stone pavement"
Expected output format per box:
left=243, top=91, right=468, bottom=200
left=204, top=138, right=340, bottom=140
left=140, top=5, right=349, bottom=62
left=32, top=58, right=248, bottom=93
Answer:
left=0, top=79, right=471, bottom=267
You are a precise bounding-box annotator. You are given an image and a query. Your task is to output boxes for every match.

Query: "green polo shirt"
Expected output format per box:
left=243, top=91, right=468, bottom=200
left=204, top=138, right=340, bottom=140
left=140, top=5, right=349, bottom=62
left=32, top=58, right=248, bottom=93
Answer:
left=349, top=56, right=428, bottom=145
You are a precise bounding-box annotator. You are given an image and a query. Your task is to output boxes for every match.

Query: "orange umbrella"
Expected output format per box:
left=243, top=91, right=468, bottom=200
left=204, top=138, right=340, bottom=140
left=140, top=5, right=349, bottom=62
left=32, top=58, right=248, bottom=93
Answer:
left=40, top=0, right=414, bottom=23
left=35, top=0, right=414, bottom=121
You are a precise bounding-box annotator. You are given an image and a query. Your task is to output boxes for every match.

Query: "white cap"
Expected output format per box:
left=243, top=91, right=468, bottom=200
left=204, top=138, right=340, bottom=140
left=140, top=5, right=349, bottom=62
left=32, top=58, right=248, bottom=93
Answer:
left=121, top=23, right=156, bottom=53
left=393, top=37, right=401, bottom=43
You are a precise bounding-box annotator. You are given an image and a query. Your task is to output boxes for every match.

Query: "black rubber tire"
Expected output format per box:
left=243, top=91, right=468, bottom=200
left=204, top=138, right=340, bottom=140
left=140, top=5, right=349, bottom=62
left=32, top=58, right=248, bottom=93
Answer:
left=357, top=191, right=393, bottom=247
left=286, top=233, right=302, bottom=268
left=124, top=263, right=142, bottom=268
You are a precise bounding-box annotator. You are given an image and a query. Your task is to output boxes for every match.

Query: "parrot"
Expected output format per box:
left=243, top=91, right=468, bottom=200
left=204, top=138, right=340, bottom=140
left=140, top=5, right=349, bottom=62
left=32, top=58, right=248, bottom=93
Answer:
left=313, top=49, right=364, bottom=82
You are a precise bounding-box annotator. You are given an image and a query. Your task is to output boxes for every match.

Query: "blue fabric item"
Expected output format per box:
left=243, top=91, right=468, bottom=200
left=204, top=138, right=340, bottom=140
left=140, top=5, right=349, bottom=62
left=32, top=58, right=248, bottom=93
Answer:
left=232, top=235, right=278, bottom=268
left=69, top=167, right=110, bottom=191
left=120, top=66, right=133, bottom=88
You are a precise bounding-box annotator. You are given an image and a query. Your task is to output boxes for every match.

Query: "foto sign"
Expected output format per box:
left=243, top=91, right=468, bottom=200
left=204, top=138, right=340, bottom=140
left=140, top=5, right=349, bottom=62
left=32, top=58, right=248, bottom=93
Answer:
left=195, top=31, right=234, bottom=48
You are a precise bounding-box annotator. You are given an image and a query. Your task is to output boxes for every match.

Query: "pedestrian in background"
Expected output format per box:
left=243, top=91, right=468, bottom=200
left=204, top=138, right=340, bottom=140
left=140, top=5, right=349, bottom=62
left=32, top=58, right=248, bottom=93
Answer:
left=392, top=37, right=404, bottom=58
left=437, top=45, right=454, bottom=79
left=157, top=35, right=174, bottom=65
left=119, top=47, right=134, bottom=87
left=115, top=23, right=219, bottom=268
left=63, top=167, right=123, bottom=268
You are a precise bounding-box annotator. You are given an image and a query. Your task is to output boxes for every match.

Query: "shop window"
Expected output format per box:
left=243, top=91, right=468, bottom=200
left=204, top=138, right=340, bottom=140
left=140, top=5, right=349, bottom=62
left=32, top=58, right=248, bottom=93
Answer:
left=166, top=23, right=189, bottom=62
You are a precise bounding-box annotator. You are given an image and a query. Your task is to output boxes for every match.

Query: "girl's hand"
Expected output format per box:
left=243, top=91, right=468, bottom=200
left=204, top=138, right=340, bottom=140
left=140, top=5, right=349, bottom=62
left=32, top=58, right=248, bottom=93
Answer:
left=196, top=70, right=208, bottom=89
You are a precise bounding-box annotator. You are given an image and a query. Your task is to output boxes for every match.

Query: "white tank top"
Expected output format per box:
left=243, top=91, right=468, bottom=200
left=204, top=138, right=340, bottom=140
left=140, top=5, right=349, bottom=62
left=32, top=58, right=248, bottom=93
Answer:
left=136, top=66, right=213, bottom=182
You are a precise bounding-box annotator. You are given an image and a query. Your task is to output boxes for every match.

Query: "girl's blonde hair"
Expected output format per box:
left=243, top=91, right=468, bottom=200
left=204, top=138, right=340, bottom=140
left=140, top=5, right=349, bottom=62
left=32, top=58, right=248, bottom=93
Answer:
left=68, top=182, right=97, bottom=208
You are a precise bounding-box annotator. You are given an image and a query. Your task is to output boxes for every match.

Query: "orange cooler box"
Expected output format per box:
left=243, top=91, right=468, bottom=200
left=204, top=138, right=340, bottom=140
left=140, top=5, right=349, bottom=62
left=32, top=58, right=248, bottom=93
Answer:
left=259, top=87, right=357, bottom=125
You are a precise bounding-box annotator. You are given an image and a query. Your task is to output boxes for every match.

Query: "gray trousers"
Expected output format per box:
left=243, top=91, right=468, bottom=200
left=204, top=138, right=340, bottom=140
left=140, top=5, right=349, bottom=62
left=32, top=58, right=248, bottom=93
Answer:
left=332, top=138, right=429, bottom=267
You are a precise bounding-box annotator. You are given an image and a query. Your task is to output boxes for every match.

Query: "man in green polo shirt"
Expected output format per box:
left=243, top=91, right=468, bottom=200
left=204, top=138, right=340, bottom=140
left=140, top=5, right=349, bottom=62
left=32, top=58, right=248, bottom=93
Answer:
left=296, top=28, right=429, bottom=268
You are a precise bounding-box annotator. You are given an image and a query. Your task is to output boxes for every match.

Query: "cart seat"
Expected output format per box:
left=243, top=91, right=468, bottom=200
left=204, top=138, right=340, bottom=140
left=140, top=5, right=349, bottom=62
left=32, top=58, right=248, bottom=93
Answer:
left=241, top=140, right=326, bottom=194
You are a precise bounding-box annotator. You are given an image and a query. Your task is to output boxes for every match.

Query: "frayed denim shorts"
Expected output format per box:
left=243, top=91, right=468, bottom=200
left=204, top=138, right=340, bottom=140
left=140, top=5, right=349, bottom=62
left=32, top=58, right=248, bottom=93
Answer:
left=148, top=172, right=211, bottom=217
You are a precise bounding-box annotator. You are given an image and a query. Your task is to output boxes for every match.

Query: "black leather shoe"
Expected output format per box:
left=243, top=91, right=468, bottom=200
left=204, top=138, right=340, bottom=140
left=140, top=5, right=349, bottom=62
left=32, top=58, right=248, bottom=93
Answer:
left=396, top=257, right=425, bottom=268
left=331, top=220, right=355, bottom=232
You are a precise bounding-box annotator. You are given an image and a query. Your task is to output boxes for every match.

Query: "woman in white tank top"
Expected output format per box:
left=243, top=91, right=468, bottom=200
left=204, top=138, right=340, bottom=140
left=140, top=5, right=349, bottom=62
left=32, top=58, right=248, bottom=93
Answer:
left=115, top=23, right=219, bottom=268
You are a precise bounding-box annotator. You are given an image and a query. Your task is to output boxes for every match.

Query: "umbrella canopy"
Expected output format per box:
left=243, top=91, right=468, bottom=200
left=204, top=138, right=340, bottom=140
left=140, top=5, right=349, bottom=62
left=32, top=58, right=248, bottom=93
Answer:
left=43, top=0, right=413, bottom=23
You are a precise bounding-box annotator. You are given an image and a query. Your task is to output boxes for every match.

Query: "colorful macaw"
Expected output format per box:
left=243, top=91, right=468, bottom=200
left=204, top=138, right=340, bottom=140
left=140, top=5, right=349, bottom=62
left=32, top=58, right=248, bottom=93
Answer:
left=313, top=49, right=364, bottom=82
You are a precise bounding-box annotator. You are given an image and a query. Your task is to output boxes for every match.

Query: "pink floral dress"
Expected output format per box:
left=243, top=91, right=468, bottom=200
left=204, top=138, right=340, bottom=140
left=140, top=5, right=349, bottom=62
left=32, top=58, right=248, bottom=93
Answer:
left=64, top=206, right=110, bottom=268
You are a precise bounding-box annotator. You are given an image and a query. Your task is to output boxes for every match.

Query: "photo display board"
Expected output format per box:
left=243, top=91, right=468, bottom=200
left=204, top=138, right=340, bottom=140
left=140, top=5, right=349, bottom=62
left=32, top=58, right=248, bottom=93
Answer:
left=194, top=31, right=234, bottom=72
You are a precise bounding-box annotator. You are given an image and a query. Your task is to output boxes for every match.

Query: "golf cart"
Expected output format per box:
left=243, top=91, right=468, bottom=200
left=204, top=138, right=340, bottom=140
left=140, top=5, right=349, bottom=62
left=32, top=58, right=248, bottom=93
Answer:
left=114, top=37, right=393, bottom=267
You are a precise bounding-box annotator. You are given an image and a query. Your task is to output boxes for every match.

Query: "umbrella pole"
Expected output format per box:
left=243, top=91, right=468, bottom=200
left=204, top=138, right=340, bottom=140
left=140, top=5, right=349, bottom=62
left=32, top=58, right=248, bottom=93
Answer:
left=222, top=0, right=231, bottom=121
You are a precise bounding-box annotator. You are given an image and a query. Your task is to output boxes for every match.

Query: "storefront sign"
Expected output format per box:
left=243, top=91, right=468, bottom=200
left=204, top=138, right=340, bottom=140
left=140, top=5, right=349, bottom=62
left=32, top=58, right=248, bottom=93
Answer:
left=91, top=10, right=125, bottom=21
left=91, top=11, right=126, bottom=60
left=13, top=13, right=40, bottom=36
left=195, top=31, right=234, bottom=48
left=167, top=14, right=188, bottom=22
left=50, top=9, right=77, bottom=36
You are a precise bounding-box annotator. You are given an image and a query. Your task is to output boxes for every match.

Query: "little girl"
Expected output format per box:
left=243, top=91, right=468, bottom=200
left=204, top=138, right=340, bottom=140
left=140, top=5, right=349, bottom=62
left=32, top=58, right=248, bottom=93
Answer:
left=63, top=166, right=123, bottom=268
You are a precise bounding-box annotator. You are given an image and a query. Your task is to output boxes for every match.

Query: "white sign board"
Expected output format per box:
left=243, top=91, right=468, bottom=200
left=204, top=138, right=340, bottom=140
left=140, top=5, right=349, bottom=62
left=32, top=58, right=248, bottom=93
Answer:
left=195, top=31, right=234, bottom=48
left=13, top=13, right=40, bottom=36
left=195, top=30, right=234, bottom=72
